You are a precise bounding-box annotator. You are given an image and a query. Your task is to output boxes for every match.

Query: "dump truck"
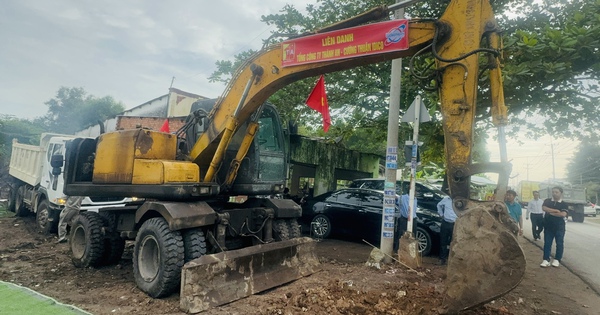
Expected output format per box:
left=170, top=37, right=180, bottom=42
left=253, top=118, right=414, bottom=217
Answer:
left=56, top=0, right=525, bottom=313
left=517, top=180, right=587, bottom=222
left=6, top=133, right=134, bottom=234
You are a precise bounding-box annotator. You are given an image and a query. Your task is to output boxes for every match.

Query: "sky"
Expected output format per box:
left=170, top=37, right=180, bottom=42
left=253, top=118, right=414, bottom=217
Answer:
left=0, top=1, right=577, bottom=187
left=486, top=134, right=579, bottom=188
left=0, top=0, right=315, bottom=119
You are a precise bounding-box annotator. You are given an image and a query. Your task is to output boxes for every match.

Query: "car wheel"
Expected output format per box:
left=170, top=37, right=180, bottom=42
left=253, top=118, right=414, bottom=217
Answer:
left=310, top=214, right=331, bottom=239
left=415, top=227, right=432, bottom=256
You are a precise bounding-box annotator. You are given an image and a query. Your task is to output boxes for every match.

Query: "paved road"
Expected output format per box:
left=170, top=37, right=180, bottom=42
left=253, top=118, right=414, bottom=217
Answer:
left=522, top=215, right=600, bottom=294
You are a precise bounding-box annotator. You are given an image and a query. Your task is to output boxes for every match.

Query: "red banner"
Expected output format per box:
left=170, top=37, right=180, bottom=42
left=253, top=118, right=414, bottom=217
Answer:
left=282, top=19, right=409, bottom=67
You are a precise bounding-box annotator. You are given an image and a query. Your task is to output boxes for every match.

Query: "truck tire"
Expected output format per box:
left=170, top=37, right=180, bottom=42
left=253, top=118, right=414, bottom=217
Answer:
left=15, top=185, right=30, bottom=217
left=98, top=212, right=125, bottom=266
left=133, top=217, right=184, bottom=298
left=572, top=211, right=585, bottom=223
left=36, top=199, right=58, bottom=234
left=70, top=212, right=105, bottom=268
left=7, top=185, right=17, bottom=212
left=182, top=228, right=207, bottom=262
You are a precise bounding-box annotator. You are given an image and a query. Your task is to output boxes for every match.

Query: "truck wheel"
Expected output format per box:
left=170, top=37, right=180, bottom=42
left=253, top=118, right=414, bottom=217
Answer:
left=182, top=228, right=207, bottom=262
left=572, top=212, right=585, bottom=223
left=287, top=219, right=302, bottom=238
left=273, top=219, right=291, bottom=241
left=36, top=199, right=58, bottom=234
left=133, top=217, right=184, bottom=298
left=15, top=186, right=30, bottom=217
left=70, top=212, right=105, bottom=268
left=98, top=212, right=125, bottom=266
left=7, top=185, right=17, bottom=212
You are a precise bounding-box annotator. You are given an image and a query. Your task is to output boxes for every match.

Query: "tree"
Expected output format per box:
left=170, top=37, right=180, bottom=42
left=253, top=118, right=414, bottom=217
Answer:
left=41, top=87, right=125, bottom=134
left=209, top=0, right=599, bottom=165
left=0, top=115, right=46, bottom=185
left=567, top=141, right=600, bottom=202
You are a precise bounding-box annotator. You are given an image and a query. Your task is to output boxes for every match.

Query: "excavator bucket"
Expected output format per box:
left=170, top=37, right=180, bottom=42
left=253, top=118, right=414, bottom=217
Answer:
left=442, top=201, right=526, bottom=313
left=180, top=237, right=320, bottom=313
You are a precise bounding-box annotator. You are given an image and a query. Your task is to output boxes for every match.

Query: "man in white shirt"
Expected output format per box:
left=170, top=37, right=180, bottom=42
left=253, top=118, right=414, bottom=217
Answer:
left=527, top=191, right=544, bottom=241
left=437, top=193, right=456, bottom=266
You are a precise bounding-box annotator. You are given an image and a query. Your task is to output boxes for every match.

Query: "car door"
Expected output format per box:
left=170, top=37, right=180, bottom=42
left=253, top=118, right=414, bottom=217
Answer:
left=324, top=189, right=363, bottom=237
left=359, top=190, right=387, bottom=243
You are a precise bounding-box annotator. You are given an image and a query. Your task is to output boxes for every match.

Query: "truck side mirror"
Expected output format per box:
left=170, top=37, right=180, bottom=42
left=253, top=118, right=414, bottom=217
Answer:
left=50, top=154, right=64, bottom=168
left=51, top=155, right=64, bottom=179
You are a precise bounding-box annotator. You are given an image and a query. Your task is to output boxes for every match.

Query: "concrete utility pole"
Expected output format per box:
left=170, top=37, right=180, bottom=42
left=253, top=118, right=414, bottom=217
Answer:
left=380, top=5, right=405, bottom=263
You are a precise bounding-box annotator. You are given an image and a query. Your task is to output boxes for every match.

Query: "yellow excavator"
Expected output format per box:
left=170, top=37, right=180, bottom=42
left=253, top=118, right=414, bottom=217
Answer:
left=59, top=0, right=524, bottom=313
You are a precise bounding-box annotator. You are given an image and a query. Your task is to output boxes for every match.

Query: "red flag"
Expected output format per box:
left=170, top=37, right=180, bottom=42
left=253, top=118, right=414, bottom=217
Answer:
left=159, top=119, right=170, bottom=133
left=305, top=75, right=331, bottom=132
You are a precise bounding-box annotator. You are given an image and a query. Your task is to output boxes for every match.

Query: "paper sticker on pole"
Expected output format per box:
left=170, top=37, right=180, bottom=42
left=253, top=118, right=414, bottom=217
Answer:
left=282, top=19, right=409, bottom=67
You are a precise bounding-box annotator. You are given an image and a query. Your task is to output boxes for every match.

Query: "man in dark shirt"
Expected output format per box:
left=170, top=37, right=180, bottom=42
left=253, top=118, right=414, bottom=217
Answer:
left=540, top=186, right=569, bottom=268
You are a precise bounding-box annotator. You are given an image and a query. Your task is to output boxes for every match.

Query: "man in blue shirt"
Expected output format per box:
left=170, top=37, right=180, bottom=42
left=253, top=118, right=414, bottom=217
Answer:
left=395, top=193, right=418, bottom=250
left=437, top=192, right=456, bottom=265
left=505, top=189, right=523, bottom=236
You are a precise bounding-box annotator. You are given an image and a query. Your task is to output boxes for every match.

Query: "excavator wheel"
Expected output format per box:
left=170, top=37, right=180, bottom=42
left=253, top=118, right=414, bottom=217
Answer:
left=442, top=202, right=526, bottom=313
left=273, top=219, right=291, bottom=240
left=70, top=211, right=105, bottom=268
left=133, top=217, right=184, bottom=298
left=98, top=212, right=126, bottom=266
left=287, top=219, right=302, bottom=238
left=182, top=228, right=207, bottom=262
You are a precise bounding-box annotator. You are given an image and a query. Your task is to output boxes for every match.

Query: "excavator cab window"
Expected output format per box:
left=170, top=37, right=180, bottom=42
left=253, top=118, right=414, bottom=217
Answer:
left=257, top=115, right=281, bottom=152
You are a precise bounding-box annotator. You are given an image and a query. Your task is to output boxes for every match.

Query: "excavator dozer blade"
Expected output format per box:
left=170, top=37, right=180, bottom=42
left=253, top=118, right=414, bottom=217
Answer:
left=180, top=237, right=320, bottom=314
left=442, top=203, right=526, bottom=313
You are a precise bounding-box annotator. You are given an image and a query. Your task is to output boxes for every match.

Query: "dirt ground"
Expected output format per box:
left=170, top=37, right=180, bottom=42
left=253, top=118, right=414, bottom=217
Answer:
left=1, top=211, right=599, bottom=315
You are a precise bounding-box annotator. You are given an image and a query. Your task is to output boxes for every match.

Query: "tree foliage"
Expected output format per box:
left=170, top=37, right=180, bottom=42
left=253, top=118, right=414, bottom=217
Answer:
left=0, top=116, right=47, bottom=180
left=208, top=0, right=599, bottom=168
left=41, top=87, right=125, bottom=134
left=567, top=141, right=600, bottom=202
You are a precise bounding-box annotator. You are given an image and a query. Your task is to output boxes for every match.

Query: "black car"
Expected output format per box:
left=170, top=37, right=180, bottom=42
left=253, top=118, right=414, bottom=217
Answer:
left=300, top=188, right=441, bottom=256
left=349, top=178, right=447, bottom=213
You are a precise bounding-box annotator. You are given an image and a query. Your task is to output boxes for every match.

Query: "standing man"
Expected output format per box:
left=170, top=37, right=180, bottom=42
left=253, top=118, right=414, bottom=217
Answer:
left=57, top=196, right=84, bottom=243
left=527, top=191, right=544, bottom=240
left=398, top=193, right=418, bottom=235
left=540, top=186, right=569, bottom=268
left=505, top=190, right=523, bottom=236
left=437, top=193, right=456, bottom=266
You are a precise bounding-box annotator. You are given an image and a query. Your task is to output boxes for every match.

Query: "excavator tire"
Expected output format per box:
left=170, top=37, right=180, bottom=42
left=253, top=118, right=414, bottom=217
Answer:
left=182, top=228, right=207, bottom=262
left=442, top=203, right=526, bottom=313
left=98, top=212, right=125, bottom=266
left=272, top=219, right=291, bottom=240
left=133, top=217, right=184, bottom=298
left=287, top=219, right=302, bottom=239
left=70, top=211, right=105, bottom=268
